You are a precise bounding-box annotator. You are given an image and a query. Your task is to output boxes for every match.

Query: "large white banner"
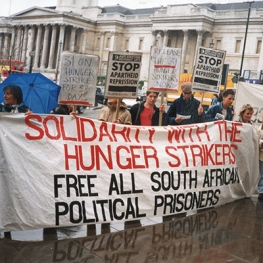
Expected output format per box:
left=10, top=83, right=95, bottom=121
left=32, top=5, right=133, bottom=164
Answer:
left=0, top=114, right=259, bottom=231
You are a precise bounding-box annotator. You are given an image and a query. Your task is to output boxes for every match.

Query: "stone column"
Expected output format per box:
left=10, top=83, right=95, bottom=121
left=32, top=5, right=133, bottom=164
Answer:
left=194, top=30, right=203, bottom=65
left=21, top=26, right=29, bottom=63
left=26, top=26, right=36, bottom=69
left=110, top=31, right=117, bottom=51
left=0, top=34, right=3, bottom=57
left=58, top=24, right=65, bottom=45
left=55, top=25, right=65, bottom=73
left=34, top=25, right=43, bottom=68
left=81, top=29, right=87, bottom=53
left=14, top=26, right=22, bottom=60
left=41, top=25, right=50, bottom=68
left=163, top=30, right=169, bottom=47
left=3, top=33, right=10, bottom=59
left=152, top=30, right=157, bottom=46
left=181, top=30, right=189, bottom=73
left=48, top=24, right=58, bottom=69
left=70, top=26, right=76, bottom=52
left=9, top=27, right=16, bottom=57
left=257, top=33, right=263, bottom=74
left=156, top=31, right=162, bottom=47
left=99, top=31, right=105, bottom=62
left=21, top=26, right=28, bottom=64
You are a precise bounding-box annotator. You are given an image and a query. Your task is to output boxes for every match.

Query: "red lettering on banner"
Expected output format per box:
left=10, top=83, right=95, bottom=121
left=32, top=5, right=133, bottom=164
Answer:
left=166, top=125, right=210, bottom=144
left=116, top=145, right=159, bottom=169
left=166, top=144, right=237, bottom=168
left=25, top=115, right=44, bottom=140
left=165, top=146, right=181, bottom=167
left=215, top=121, right=242, bottom=142
left=111, top=124, right=132, bottom=142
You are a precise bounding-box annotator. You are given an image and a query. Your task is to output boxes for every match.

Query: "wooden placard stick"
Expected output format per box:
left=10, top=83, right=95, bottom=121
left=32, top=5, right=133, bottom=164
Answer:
left=115, top=98, right=121, bottom=121
left=158, top=92, right=164, bottom=126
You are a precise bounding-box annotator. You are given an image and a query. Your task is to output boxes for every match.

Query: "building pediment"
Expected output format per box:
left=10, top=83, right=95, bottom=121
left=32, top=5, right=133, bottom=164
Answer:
left=10, top=6, right=59, bottom=18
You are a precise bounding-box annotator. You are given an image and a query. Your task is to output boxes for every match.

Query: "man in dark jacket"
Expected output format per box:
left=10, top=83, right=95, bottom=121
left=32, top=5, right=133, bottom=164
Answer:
left=129, top=91, right=169, bottom=126
left=167, top=82, right=205, bottom=125
left=205, top=88, right=235, bottom=121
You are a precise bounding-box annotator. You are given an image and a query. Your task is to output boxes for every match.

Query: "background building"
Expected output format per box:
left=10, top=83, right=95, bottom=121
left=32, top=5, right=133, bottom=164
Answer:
left=0, top=0, right=263, bottom=86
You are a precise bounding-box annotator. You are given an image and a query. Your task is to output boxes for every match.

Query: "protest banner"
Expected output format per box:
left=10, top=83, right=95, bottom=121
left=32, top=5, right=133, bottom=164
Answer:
left=234, top=82, right=263, bottom=123
left=148, top=46, right=181, bottom=92
left=58, top=52, right=99, bottom=106
left=192, top=47, right=226, bottom=93
left=0, top=114, right=259, bottom=231
left=104, top=51, right=142, bottom=99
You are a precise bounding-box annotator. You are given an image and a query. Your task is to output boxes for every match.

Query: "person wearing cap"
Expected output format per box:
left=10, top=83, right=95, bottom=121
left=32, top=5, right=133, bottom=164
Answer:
left=167, top=82, right=205, bottom=125
left=205, top=88, right=235, bottom=121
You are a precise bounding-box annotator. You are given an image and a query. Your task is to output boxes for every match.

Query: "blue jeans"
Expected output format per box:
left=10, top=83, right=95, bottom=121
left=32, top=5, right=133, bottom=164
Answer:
left=258, top=160, right=263, bottom=193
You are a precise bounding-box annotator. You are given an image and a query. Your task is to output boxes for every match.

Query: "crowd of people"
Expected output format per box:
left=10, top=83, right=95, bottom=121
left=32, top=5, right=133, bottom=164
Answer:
left=1, top=83, right=262, bottom=200
left=96, top=81, right=263, bottom=200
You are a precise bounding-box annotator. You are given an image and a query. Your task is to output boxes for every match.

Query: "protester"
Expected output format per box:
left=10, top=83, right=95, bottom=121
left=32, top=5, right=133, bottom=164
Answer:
left=98, top=98, right=132, bottom=124
left=53, top=104, right=73, bottom=115
left=129, top=91, right=169, bottom=126
left=235, top=104, right=254, bottom=124
left=0, top=84, right=31, bottom=114
left=205, top=88, right=235, bottom=121
left=234, top=104, right=263, bottom=200
left=167, top=82, right=205, bottom=125
left=211, top=94, right=219, bottom=105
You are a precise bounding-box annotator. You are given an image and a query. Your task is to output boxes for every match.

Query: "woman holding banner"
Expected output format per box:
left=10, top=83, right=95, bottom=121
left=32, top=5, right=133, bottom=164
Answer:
left=235, top=104, right=254, bottom=124
left=235, top=104, right=263, bottom=200
left=0, top=84, right=31, bottom=114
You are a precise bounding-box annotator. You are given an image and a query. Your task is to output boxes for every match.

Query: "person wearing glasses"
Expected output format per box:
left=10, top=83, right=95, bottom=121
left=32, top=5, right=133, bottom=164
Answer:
left=167, top=82, right=205, bottom=125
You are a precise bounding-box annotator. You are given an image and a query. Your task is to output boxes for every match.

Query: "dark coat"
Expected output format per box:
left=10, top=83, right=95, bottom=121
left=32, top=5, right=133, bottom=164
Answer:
left=0, top=103, right=29, bottom=113
left=205, top=102, right=234, bottom=121
left=167, top=94, right=206, bottom=125
left=129, top=102, right=169, bottom=126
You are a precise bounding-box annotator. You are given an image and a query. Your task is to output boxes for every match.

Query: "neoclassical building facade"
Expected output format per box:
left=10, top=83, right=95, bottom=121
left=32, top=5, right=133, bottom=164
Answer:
left=1, top=0, right=263, bottom=84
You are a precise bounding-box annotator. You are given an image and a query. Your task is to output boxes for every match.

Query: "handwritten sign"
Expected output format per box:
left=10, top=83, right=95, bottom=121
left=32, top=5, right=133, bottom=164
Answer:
left=148, top=46, right=181, bottom=91
left=105, top=51, right=142, bottom=98
left=58, top=52, right=99, bottom=106
left=192, top=47, right=226, bottom=93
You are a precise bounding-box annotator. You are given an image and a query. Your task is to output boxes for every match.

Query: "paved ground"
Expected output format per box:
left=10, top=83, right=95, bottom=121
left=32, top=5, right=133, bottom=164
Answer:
left=1, top=195, right=263, bottom=263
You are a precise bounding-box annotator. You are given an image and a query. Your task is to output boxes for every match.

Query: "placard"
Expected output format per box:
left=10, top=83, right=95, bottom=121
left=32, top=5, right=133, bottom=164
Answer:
left=148, top=46, right=181, bottom=91
left=58, top=52, right=99, bottom=106
left=192, top=47, right=226, bottom=93
left=104, top=51, right=142, bottom=98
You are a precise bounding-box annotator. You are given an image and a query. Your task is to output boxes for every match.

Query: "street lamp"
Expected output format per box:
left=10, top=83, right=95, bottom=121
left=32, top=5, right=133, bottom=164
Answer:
left=239, top=1, right=254, bottom=81
left=29, top=50, right=35, bottom=73
left=209, top=39, right=215, bottom=49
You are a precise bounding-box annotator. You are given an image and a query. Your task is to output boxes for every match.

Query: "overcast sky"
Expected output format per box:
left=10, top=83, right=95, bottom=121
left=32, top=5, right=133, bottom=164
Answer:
left=0, top=0, right=250, bottom=16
